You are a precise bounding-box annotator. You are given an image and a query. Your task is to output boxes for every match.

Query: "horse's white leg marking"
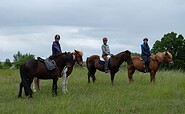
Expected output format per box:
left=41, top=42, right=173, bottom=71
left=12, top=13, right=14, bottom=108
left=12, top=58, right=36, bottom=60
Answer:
left=62, top=67, right=68, bottom=93
left=33, top=81, right=37, bottom=92
left=65, top=77, right=68, bottom=93
left=33, top=78, right=39, bottom=92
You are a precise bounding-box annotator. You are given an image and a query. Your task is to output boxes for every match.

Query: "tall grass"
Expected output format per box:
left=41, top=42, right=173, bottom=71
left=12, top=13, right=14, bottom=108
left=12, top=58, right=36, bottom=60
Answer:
left=0, top=67, right=185, bottom=113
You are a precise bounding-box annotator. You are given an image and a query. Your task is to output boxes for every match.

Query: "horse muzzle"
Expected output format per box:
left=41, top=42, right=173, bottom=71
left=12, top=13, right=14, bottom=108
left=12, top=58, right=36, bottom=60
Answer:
left=169, top=61, right=174, bottom=65
left=79, top=62, right=83, bottom=66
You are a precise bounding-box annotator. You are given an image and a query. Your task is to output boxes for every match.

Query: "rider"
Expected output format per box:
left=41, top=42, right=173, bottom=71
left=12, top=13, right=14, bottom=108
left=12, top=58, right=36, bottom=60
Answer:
left=101, top=37, right=111, bottom=73
left=141, top=38, right=150, bottom=73
left=52, top=34, right=62, bottom=55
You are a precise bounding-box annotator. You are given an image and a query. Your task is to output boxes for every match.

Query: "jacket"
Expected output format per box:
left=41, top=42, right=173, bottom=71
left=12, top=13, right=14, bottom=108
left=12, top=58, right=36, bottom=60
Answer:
left=52, top=41, right=62, bottom=55
left=141, top=43, right=150, bottom=56
left=101, top=44, right=110, bottom=56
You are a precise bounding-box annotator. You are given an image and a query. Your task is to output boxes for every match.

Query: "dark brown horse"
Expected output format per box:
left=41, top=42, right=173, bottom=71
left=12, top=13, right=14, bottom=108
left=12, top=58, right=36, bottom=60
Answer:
left=18, top=51, right=83, bottom=98
left=32, top=50, right=83, bottom=93
left=127, top=51, right=173, bottom=83
left=86, top=50, right=132, bottom=84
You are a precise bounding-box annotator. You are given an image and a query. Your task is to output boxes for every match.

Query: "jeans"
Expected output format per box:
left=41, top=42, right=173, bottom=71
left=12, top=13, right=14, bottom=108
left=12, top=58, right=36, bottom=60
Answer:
left=142, top=55, right=150, bottom=71
left=102, top=55, right=109, bottom=70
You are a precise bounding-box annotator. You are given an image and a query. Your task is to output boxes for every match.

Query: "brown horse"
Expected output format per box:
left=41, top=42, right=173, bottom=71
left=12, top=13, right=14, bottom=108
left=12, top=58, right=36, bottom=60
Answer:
left=127, top=51, right=174, bottom=83
left=86, top=50, right=132, bottom=84
left=32, top=50, right=83, bottom=93
left=18, top=50, right=83, bottom=98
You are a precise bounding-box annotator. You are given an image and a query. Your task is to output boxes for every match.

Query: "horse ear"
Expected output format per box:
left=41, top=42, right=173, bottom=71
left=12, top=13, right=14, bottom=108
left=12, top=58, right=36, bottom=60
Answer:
left=74, top=49, right=77, bottom=53
left=165, top=51, right=168, bottom=56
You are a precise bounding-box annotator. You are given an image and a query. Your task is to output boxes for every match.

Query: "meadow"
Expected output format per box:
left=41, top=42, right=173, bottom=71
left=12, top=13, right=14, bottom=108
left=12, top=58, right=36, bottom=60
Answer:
left=0, top=66, right=185, bottom=114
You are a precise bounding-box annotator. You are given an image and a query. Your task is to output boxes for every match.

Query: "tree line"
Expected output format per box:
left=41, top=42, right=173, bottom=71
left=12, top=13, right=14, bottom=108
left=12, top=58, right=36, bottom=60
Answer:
left=0, top=51, right=35, bottom=69
left=0, top=31, right=184, bottom=70
left=151, top=32, right=185, bottom=70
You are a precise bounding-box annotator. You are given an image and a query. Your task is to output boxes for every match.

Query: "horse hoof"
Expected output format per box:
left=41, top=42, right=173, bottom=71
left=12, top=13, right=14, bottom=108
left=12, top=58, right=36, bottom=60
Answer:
left=18, top=96, right=22, bottom=98
left=52, top=93, right=58, bottom=97
left=33, top=89, right=37, bottom=92
left=28, top=96, right=33, bottom=98
left=63, top=90, right=68, bottom=93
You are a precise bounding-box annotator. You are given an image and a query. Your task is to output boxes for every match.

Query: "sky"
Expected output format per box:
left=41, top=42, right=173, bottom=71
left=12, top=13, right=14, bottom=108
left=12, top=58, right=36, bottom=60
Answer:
left=0, top=0, right=185, bottom=61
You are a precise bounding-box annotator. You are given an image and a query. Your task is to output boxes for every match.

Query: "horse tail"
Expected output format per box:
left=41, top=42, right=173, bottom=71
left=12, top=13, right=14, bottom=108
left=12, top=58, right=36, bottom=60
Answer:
left=86, top=57, right=89, bottom=69
left=19, top=64, right=32, bottom=97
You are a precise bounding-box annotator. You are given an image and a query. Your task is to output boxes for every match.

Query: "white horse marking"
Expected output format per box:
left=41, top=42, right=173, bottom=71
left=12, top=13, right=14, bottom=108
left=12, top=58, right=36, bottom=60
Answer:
left=62, top=66, right=68, bottom=93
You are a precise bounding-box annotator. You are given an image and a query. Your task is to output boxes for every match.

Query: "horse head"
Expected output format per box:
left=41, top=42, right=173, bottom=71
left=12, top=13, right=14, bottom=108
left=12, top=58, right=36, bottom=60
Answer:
left=164, top=51, right=174, bottom=64
left=124, top=50, right=133, bottom=65
left=73, top=49, right=83, bottom=66
left=155, top=51, right=173, bottom=65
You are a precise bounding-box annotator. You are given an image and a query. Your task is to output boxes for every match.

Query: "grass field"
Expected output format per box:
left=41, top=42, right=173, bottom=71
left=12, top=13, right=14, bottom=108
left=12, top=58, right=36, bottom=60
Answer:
left=0, top=67, right=185, bottom=114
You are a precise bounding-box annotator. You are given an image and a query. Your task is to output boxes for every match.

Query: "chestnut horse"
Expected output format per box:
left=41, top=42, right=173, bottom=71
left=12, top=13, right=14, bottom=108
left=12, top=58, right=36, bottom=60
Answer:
left=127, top=51, right=173, bottom=83
left=86, top=50, right=132, bottom=84
left=32, top=50, right=83, bottom=93
left=18, top=52, right=73, bottom=98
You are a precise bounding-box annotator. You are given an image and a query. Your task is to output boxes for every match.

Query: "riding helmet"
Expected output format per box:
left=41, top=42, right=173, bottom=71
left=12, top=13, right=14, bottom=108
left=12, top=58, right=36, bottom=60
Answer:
left=55, top=34, right=60, bottom=40
left=143, top=38, right=148, bottom=41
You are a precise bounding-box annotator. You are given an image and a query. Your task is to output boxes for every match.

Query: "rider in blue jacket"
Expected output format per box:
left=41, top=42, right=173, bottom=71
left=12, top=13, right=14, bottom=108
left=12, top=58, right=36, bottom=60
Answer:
left=52, top=34, right=62, bottom=55
left=141, top=38, right=150, bottom=72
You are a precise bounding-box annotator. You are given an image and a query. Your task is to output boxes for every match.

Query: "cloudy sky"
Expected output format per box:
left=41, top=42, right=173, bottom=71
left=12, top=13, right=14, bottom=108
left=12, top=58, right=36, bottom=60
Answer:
left=0, top=0, right=185, bottom=61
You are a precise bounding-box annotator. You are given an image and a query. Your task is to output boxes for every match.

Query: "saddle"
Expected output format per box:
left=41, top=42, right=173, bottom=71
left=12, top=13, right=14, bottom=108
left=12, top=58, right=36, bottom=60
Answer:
left=37, top=57, right=56, bottom=71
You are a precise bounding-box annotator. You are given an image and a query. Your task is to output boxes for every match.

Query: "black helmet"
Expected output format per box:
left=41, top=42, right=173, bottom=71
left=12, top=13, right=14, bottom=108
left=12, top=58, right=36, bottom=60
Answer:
left=143, top=38, right=148, bottom=41
left=55, top=34, right=60, bottom=40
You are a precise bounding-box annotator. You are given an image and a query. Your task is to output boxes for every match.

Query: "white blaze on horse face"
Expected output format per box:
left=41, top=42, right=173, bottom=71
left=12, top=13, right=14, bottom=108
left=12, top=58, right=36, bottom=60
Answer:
left=62, top=67, right=68, bottom=93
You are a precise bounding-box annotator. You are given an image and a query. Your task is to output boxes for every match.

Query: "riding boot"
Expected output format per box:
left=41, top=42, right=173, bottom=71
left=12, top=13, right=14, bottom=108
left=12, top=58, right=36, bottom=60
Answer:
left=146, top=64, right=149, bottom=72
left=144, top=65, right=149, bottom=73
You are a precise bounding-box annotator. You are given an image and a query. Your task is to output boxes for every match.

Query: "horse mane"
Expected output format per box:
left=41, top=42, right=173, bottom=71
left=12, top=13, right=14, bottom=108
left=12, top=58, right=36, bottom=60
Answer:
left=74, top=49, right=83, bottom=56
left=114, top=50, right=131, bottom=56
left=152, top=51, right=172, bottom=62
left=49, top=52, right=71, bottom=60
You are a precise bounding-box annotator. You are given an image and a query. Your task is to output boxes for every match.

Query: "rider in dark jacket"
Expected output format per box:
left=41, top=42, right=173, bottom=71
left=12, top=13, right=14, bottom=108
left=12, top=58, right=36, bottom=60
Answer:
left=52, top=34, right=62, bottom=55
left=141, top=38, right=150, bottom=72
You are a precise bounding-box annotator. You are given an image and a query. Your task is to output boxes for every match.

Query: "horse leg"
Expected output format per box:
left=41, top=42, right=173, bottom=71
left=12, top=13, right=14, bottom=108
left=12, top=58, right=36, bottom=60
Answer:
left=92, top=69, right=96, bottom=83
left=18, top=82, right=23, bottom=98
left=87, top=70, right=91, bottom=83
left=150, top=71, right=156, bottom=83
left=52, top=79, right=58, bottom=96
left=29, top=79, right=33, bottom=97
left=62, top=67, right=68, bottom=93
left=128, top=69, right=135, bottom=83
left=65, top=77, right=68, bottom=93
left=110, top=72, right=115, bottom=85
left=33, top=77, right=40, bottom=92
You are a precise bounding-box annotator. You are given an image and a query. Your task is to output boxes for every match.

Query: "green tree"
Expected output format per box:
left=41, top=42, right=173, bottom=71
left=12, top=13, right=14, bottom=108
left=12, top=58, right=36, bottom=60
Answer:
left=4, top=58, right=12, bottom=69
left=0, top=61, right=3, bottom=69
left=13, top=51, right=35, bottom=69
left=131, top=52, right=140, bottom=56
left=151, top=32, right=185, bottom=70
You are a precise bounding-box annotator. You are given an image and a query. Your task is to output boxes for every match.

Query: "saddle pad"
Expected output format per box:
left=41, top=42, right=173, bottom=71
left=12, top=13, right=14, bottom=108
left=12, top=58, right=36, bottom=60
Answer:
left=99, top=55, right=111, bottom=62
left=44, top=58, right=56, bottom=70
